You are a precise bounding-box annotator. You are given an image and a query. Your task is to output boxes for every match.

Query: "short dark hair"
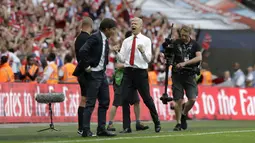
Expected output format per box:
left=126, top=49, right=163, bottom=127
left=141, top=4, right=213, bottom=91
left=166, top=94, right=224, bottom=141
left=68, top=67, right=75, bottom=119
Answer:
left=125, top=31, right=132, bottom=38
left=27, top=54, right=35, bottom=61
left=99, top=18, right=117, bottom=31
left=47, top=53, right=56, bottom=62
left=64, top=54, right=73, bottom=63
left=0, top=56, right=8, bottom=64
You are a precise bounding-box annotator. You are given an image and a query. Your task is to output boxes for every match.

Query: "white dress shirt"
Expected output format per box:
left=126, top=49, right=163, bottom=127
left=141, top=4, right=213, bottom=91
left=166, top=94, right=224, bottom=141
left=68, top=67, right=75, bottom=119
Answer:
left=40, top=61, right=55, bottom=83
left=116, top=33, right=152, bottom=69
left=91, top=31, right=107, bottom=71
left=233, top=69, right=245, bottom=87
left=246, top=72, right=253, bottom=81
left=236, top=75, right=245, bottom=87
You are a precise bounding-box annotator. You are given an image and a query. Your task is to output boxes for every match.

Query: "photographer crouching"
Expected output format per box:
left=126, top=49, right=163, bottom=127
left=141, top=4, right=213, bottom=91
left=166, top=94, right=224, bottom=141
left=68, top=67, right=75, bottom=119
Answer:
left=161, top=25, right=202, bottom=131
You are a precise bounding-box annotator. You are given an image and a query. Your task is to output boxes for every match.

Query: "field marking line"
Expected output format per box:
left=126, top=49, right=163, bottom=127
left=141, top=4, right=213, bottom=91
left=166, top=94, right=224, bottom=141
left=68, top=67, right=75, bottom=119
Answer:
left=29, top=129, right=255, bottom=143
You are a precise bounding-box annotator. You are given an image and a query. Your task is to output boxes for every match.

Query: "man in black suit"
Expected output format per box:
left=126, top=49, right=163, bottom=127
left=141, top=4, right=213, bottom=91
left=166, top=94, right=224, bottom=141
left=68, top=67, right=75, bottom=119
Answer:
left=73, top=17, right=93, bottom=135
left=73, top=18, right=117, bottom=137
left=112, top=17, right=161, bottom=133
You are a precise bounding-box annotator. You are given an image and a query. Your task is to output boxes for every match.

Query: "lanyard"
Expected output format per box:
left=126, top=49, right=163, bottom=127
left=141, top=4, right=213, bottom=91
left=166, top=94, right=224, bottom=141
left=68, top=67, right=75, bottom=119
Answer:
left=182, top=42, right=193, bottom=62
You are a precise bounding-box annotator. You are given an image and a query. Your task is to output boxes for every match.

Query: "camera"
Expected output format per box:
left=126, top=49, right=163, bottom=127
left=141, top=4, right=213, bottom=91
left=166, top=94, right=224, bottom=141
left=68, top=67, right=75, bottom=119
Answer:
left=162, top=38, right=175, bottom=65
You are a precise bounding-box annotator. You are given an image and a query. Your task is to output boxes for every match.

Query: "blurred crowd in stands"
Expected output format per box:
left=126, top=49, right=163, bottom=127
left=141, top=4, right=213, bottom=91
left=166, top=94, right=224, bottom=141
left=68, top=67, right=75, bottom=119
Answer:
left=0, top=0, right=254, bottom=88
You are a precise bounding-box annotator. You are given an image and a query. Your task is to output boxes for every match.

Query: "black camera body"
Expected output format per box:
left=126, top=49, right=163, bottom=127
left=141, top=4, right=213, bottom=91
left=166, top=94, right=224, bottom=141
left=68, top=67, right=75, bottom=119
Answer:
left=162, top=38, right=175, bottom=65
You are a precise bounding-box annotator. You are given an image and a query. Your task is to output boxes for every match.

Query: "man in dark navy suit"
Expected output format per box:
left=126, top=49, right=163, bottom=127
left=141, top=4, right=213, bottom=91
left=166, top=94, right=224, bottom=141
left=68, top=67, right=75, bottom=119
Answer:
left=73, top=18, right=117, bottom=137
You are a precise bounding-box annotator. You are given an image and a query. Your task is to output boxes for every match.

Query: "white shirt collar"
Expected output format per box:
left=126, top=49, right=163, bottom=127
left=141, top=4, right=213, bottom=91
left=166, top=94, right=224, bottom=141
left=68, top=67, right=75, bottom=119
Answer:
left=132, top=33, right=142, bottom=38
left=100, top=31, right=107, bottom=41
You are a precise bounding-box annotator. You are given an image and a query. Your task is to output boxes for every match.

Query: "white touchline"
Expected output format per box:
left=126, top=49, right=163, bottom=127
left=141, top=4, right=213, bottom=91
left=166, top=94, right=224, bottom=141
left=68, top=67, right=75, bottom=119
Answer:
left=30, top=130, right=255, bottom=143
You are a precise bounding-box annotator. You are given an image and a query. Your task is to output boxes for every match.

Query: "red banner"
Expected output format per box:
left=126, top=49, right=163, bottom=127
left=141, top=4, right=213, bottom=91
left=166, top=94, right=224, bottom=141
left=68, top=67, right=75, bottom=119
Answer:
left=0, top=83, right=255, bottom=123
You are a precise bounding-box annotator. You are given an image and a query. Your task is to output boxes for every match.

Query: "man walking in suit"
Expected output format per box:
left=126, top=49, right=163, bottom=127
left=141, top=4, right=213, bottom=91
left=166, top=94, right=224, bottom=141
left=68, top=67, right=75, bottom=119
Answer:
left=73, top=18, right=117, bottom=137
left=73, top=17, right=93, bottom=135
left=112, top=17, right=161, bottom=133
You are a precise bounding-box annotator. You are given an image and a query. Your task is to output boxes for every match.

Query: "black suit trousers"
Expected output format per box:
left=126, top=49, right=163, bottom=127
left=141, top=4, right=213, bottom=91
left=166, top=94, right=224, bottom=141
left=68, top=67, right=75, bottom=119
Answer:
left=121, top=67, right=160, bottom=129
left=82, top=71, right=110, bottom=131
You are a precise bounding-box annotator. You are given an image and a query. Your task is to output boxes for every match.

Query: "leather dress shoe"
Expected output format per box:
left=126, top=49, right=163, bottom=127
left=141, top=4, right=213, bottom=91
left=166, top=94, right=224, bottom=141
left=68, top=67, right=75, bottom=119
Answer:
left=136, top=123, right=149, bottom=131
left=82, top=130, right=93, bottom=137
left=155, top=124, right=161, bottom=133
left=97, top=129, right=116, bottom=137
left=119, top=128, right=132, bottom=133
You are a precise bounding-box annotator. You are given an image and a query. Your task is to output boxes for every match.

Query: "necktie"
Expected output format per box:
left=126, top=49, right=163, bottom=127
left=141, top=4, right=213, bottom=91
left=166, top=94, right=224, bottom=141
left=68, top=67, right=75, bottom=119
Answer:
left=129, top=36, right=136, bottom=65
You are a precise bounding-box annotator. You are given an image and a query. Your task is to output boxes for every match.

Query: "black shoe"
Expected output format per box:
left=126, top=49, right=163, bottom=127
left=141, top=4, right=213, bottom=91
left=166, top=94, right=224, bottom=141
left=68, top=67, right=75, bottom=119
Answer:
left=173, top=124, right=181, bottom=131
left=136, top=123, right=149, bottom=131
left=97, top=129, right=116, bottom=137
left=181, top=114, right=187, bottom=130
left=77, top=130, right=83, bottom=136
left=155, top=124, right=161, bottom=133
left=120, top=128, right=132, bottom=133
left=82, top=130, right=93, bottom=137
left=107, top=124, right=116, bottom=131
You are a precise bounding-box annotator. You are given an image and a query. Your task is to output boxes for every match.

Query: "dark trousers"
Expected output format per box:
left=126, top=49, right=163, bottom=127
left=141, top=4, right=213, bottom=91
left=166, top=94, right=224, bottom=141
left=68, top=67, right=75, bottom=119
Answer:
left=77, top=73, right=87, bottom=97
left=122, top=67, right=160, bottom=129
left=83, top=71, right=110, bottom=131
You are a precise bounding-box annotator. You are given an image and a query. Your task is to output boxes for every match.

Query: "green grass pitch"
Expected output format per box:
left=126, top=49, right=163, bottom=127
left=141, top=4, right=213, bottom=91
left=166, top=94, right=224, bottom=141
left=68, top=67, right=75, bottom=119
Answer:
left=0, top=120, right=255, bottom=143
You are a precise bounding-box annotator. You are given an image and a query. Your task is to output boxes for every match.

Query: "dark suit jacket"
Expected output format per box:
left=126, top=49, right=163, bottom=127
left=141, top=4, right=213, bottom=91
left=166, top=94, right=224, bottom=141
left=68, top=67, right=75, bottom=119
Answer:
left=73, top=31, right=109, bottom=76
left=74, top=31, right=90, bottom=62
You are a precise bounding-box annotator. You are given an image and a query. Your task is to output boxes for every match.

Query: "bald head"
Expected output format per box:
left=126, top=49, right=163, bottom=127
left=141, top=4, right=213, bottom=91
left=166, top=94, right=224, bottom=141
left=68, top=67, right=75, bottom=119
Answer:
left=81, top=17, right=93, bottom=34
left=131, top=17, right=143, bottom=35
left=224, top=71, right=231, bottom=80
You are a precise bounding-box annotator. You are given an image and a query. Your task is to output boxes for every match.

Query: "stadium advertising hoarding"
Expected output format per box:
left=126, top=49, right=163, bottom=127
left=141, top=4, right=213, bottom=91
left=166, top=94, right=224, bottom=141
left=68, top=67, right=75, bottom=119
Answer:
left=0, top=83, right=255, bottom=123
